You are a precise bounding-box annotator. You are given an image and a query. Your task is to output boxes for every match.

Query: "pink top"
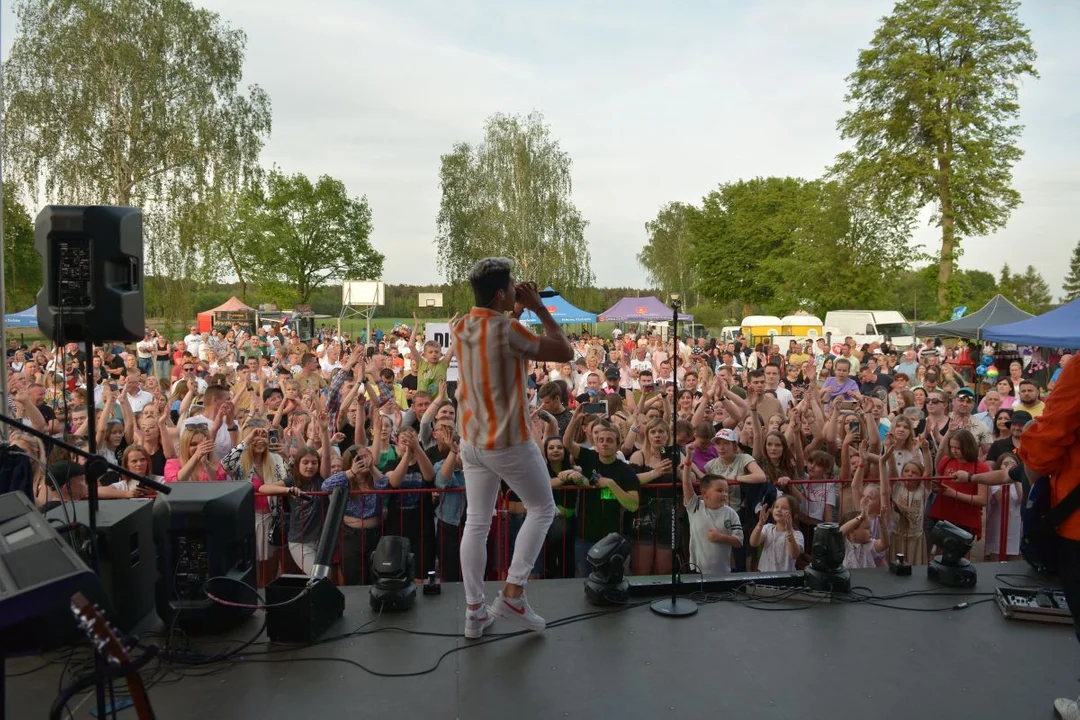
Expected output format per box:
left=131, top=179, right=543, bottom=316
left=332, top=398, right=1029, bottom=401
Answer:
left=251, top=475, right=270, bottom=513
left=164, top=457, right=227, bottom=484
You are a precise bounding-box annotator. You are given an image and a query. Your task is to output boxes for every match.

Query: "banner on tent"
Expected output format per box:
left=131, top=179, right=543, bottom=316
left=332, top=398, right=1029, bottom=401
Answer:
left=425, top=323, right=459, bottom=382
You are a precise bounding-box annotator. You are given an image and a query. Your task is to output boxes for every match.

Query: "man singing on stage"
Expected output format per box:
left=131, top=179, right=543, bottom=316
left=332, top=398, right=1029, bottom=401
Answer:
left=452, top=258, right=573, bottom=638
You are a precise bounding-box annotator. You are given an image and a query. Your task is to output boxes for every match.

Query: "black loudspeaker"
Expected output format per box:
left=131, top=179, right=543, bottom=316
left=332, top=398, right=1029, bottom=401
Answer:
left=0, top=492, right=109, bottom=653
left=266, top=487, right=346, bottom=643
left=45, top=500, right=158, bottom=635
left=152, top=481, right=256, bottom=634
left=265, top=576, right=345, bottom=644
left=35, top=205, right=144, bottom=343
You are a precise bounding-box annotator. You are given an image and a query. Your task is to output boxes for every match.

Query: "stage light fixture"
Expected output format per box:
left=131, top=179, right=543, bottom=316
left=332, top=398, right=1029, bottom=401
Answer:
left=928, top=521, right=977, bottom=588
left=584, top=532, right=631, bottom=605
left=803, top=523, right=851, bottom=593
left=369, top=535, right=417, bottom=611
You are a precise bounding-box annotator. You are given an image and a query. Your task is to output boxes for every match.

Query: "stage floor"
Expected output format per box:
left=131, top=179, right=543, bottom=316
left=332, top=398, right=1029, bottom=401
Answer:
left=6, top=562, right=1078, bottom=719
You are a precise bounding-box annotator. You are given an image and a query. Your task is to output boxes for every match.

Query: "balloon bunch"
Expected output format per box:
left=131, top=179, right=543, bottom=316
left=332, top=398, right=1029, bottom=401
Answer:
left=975, top=354, right=998, bottom=379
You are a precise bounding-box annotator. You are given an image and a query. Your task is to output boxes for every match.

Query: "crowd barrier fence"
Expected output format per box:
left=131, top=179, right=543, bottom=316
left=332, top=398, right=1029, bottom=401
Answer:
left=257, top=474, right=1013, bottom=587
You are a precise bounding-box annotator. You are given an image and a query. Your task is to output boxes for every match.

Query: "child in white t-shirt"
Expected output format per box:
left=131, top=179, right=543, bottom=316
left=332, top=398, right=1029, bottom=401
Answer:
left=681, top=461, right=743, bottom=574
left=750, top=495, right=804, bottom=572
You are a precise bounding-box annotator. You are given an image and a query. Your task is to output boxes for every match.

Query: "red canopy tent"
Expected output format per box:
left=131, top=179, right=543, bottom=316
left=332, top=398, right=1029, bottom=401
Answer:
left=197, top=296, right=255, bottom=333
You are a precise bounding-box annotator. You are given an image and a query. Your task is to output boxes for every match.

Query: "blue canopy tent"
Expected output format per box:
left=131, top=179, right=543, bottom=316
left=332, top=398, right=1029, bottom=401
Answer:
left=983, top=297, right=1080, bottom=349
left=519, top=288, right=597, bottom=325
left=598, top=296, right=693, bottom=323
left=4, top=305, right=39, bottom=329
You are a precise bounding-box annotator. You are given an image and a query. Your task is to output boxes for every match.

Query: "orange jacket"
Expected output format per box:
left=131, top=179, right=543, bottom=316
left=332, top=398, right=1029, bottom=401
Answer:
left=1019, top=358, right=1080, bottom=541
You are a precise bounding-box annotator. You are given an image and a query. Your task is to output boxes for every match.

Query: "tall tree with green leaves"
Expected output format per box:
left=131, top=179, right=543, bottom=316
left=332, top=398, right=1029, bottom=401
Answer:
left=1011, top=264, right=1053, bottom=314
left=688, top=176, right=818, bottom=318
left=833, top=0, right=1037, bottom=314
left=763, top=181, right=921, bottom=316
left=1062, top=239, right=1080, bottom=302
left=236, top=169, right=382, bottom=304
left=638, top=202, right=696, bottom=305
left=435, top=111, right=592, bottom=297
left=2, top=0, right=272, bottom=319
left=2, top=184, right=39, bottom=312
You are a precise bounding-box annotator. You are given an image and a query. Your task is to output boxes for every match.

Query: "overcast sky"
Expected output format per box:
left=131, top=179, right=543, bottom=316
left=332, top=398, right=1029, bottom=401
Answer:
left=3, top=0, right=1078, bottom=298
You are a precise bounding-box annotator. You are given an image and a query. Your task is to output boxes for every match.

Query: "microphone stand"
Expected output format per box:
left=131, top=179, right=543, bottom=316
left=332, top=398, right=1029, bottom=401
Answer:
left=0, top=341, right=170, bottom=720
left=650, top=296, right=697, bottom=618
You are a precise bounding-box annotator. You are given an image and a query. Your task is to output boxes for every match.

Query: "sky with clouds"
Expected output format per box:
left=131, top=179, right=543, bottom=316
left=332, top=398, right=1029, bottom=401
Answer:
left=3, top=0, right=1078, bottom=298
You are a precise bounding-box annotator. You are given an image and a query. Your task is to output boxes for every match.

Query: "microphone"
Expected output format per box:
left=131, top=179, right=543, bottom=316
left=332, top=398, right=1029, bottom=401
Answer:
left=311, top=487, right=348, bottom=581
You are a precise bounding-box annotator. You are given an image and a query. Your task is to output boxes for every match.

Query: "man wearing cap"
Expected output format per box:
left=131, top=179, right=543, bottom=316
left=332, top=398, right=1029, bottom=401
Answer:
left=704, top=428, right=768, bottom=571
left=950, top=387, right=993, bottom=458
left=602, top=367, right=627, bottom=400
left=987, top=410, right=1030, bottom=464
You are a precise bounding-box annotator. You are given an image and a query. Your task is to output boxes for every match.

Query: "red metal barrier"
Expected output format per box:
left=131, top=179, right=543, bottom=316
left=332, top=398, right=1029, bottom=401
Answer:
left=250, top=473, right=996, bottom=587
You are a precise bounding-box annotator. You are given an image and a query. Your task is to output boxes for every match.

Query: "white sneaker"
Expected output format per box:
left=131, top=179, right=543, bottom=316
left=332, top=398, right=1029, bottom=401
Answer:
left=1055, top=696, right=1080, bottom=720
left=490, top=591, right=546, bottom=632
left=464, top=606, right=495, bottom=639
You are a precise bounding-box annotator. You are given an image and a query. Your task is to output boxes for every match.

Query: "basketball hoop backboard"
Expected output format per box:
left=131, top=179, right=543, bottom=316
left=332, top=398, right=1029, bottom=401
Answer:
left=419, top=292, right=443, bottom=308
left=342, top=281, right=385, bottom=307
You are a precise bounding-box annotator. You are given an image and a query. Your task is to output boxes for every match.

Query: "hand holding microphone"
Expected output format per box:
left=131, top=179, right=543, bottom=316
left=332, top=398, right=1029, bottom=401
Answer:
left=515, top=282, right=544, bottom=312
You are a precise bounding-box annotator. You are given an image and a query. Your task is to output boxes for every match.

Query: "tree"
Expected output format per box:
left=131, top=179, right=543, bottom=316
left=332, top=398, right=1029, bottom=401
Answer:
left=891, top=264, right=943, bottom=321
left=638, top=202, right=696, bottom=305
left=2, top=184, right=39, bottom=312
left=687, top=177, right=818, bottom=317
left=955, top=268, right=999, bottom=311
left=686, top=177, right=918, bottom=318
left=435, top=111, right=593, bottom=295
left=2, top=0, right=272, bottom=318
left=762, top=181, right=921, bottom=316
left=834, top=0, right=1037, bottom=314
left=1009, top=264, right=1053, bottom=314
left=1062, top=239, right=1080, bottom=302
left=236, top=169, right=382, bottom=304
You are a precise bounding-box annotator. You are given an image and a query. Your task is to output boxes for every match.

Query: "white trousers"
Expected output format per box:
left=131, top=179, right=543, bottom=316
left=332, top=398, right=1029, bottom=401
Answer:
left=289, top=541, right=319, bottom=575
left=459, top=440, right=556, bottom=605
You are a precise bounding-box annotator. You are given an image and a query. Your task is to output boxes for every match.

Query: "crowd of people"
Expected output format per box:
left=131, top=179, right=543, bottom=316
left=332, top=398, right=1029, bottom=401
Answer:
left=2, top=316, right=1070, bottom=587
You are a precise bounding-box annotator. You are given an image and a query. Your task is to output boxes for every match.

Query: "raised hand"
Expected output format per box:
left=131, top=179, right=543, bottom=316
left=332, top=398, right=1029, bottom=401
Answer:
left=197, top=439, right=216, bottom=459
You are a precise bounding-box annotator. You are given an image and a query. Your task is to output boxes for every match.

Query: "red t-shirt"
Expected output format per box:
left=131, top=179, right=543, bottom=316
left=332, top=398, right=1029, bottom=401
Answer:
left=930, top=456, right=989, bottom=536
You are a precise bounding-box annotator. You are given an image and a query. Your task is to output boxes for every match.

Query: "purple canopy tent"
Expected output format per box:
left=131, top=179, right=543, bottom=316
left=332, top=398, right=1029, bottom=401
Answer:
left=598, top=296, right=693, bottom=323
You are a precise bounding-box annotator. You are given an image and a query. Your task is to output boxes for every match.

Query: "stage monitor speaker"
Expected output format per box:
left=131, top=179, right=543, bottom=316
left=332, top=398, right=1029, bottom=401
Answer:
left=35, top=204, right=144, bottom=344
left=267, top=487, right=347, bottom=643
left=45, top=499, right=158, bottom=636
left=152, top=481, right=256, bottom=634
left=265, top=576, right=345, bottom=644
left=0, top=491, right=109, bottom=653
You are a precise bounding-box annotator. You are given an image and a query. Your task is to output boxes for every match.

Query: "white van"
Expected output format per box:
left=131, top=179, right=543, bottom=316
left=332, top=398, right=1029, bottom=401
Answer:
left=823, top=310, right=915, bottom=349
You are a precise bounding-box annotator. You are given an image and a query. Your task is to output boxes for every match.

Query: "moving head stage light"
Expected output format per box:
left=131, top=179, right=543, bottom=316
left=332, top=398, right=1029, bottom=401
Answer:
left=928, top=520, right=977, bottom=588
left=370, top=535, right=416, bottom=611
left=804, top=523, right=851, bottom=593
left=585, top=532, right=631, bottom=605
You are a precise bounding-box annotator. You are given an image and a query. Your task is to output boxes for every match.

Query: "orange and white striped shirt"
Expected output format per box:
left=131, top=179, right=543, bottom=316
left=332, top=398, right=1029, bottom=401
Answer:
left=453, top=308, right=541, bottom=450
